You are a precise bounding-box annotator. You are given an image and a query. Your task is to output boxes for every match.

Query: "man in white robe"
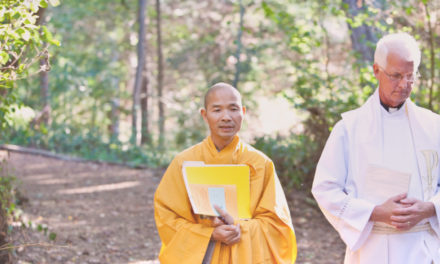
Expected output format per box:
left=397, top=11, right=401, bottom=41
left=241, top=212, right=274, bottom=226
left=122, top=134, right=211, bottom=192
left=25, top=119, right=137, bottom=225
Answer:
left=312, top=33, right=440, bottom=263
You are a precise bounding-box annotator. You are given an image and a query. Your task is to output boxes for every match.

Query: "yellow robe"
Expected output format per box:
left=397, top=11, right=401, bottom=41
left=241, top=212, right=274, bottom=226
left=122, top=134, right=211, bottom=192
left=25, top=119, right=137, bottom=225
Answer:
left=154, top=135, right=297, bottom=264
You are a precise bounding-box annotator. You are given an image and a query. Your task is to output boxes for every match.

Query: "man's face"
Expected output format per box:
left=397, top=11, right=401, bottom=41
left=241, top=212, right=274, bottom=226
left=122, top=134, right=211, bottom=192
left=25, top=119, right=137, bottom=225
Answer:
left=374, top=51, right=415, bottom=107
left=201, top=87, right=245, bottom=147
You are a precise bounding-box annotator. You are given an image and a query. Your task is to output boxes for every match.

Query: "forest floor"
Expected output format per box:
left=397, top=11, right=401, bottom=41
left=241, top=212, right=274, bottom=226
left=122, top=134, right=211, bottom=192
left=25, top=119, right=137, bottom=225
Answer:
left=5, top=151, right=345, bottom=264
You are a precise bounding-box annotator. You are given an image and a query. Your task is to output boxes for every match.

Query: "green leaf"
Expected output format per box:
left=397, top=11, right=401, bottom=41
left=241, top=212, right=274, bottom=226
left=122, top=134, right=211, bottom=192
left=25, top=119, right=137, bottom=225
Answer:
left=40, top=0, right=48, bottom=8
left=50, top=38, right=61, bottom=46
left=0, top=51, right=9, bottom=65
left=49, top=0, right=60, bottom=7
left=12, top=11, right=21, bottom=20
left=20, top=29, right=31, bottom=41
left=49, top=232, right=57, bottom=241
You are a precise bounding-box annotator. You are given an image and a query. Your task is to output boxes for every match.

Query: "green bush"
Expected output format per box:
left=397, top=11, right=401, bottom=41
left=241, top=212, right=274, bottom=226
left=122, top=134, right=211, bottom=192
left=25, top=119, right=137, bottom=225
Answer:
left=253, top=134, right=319, bottom=189
left=1, top=124, right=172, bottom=169
left=0, top=164, right=16, bottom=263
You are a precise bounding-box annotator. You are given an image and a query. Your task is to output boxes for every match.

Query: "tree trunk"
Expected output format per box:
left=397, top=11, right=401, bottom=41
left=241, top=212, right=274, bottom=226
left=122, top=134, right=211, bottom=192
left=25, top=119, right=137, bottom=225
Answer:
left=343, top=0, right=377, bottom=63
left=233, top=0, right=245, bottom=89
left=109, top=52, right=120, bottom=141
left=37, top=7, right=51, bottom=126
left=132, top=0, right=147, bottom=146
left=423, top=2, right=435, bottom=110
left=156, top=0, right=165, bottom=149
left=109, top=97, right=120, bottom=141
left=140, top=69, right=151, bottom=145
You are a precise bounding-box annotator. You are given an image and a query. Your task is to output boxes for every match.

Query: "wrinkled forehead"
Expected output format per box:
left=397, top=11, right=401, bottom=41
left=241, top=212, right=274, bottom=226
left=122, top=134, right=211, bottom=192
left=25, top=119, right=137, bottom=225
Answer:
left=206, top=86, right=242, bottom=108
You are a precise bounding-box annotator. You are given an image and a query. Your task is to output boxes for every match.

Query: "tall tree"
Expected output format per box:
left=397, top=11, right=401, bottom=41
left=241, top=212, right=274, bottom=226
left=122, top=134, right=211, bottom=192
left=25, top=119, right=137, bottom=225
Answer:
left=36, top=7, right=51, bottom=126
left=140, top=62, right=151, bottom=145
left=343, top=0, right=377, bottom=63
left=233, top=0, right=245, bottom=89
left=156, top=0, right=164, bottom=148
left=423, top=1, right=435, bottom=110
left=109, top=52, right=120, bottom=141
left=132, top=0, right=148, bottom=145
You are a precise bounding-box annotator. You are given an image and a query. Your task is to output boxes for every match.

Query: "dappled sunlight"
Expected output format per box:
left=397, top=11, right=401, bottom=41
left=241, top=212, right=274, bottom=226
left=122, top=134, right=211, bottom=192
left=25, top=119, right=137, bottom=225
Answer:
left=67, top=171, right=95, bottom=179
left=52, top=220, right=88, bottom=229
left=59, top=169, right=143, bottom=180
left=37, top=178, right=72, bottom=185
left=57, top=181, right=141, bottom=194
left=20, top=162, right=51, bottom=170
left=24, top=173, right=54, bottom=181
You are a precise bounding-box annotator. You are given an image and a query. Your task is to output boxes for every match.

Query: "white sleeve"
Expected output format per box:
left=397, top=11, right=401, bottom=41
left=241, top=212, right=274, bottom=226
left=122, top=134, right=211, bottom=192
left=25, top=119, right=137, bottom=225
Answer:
left=429, top=163, right=440, bottom=237
left=312, top=120, right=375, bottom=251
left=428, top=118, right=440, bottom=237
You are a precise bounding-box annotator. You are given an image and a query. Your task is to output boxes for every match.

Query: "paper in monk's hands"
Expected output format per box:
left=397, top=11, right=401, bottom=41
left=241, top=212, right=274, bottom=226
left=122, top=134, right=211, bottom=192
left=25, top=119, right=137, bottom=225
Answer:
left=182, top=161, right=251, bottom=220
left=364, top=164, right=411, bottom=205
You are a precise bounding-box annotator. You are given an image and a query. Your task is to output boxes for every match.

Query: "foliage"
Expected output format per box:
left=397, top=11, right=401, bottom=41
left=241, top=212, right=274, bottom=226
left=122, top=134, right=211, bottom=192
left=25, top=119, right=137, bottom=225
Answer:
left=0, top=0, right=59, bottom=130
left=253, top=134, right=318, bottom=189
left=0, top=173, right=15, bottom=222
left=256, top=0, right=440, bottom=186
left=0, top=161, right=16, bottom=262
left=2, top=0, right=440, bottom=189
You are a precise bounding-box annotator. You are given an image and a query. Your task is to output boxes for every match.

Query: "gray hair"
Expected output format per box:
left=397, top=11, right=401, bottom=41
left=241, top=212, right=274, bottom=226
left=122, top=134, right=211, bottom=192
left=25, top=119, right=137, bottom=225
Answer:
left=374, top=32, right=421, bottom=71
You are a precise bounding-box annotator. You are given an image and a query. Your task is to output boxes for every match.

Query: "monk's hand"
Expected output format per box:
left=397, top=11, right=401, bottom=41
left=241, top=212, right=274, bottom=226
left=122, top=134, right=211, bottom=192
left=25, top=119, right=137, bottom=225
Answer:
left=213, top=205, right=234, bottom=225
left=370, top=193, right=407, bottom=224
left=390, top=197, right=435, bottom=230
left=211, top=205, right=241, bottom=245
left=212, top=223, right=241, bottom=245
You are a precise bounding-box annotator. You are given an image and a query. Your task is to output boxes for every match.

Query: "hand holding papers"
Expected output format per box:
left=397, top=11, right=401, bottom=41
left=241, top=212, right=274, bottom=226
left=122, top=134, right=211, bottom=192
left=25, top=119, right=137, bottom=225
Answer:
left=182, top=161, right=251, bottom=220
left=364, top=164, right=411, bottom=204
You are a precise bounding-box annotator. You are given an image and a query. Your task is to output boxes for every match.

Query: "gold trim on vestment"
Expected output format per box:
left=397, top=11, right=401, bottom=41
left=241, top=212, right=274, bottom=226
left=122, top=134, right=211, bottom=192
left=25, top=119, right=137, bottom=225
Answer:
left=372, top=222, right=432, bottom=234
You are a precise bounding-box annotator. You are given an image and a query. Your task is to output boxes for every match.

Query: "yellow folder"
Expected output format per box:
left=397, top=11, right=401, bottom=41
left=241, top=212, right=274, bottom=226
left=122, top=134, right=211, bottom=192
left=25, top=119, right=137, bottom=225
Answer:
left=182, top=162, right=251, bottom=220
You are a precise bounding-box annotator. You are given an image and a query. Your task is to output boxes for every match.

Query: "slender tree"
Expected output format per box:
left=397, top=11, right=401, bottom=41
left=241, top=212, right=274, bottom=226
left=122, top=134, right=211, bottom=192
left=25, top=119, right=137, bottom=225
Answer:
left=423, top=1, right=435, bottom=110
left=37, top=7, right=51, bottom=126
left=156, top=0, right=165, bottom=149
left=233, top=0, right=245, bottom=89
left=109, top=53, right=120, bottom=141
left=140, top=64, right=151, bottom=145
left=132, top=0, right=147, bottom=145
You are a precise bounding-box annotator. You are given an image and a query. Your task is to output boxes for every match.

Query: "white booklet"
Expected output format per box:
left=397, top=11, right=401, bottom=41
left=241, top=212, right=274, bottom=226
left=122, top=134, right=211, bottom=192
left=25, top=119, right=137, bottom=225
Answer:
left=364, top=164, right=411, bottom=205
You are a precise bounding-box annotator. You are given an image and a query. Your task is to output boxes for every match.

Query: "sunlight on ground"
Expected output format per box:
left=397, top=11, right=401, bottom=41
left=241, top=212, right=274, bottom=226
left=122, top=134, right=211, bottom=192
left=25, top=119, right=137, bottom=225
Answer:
left=37, top=178, right=72, bottom=185
left=24, top=173, right=54, bottom=180
left=57, top=181, right=141, bottom=194
left=21, top=163, right=50, bottom=170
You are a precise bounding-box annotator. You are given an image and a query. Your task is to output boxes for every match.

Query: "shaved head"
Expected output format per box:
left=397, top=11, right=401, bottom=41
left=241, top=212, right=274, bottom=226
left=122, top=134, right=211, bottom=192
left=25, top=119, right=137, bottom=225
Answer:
left=204, top=82, right=242, bottom=109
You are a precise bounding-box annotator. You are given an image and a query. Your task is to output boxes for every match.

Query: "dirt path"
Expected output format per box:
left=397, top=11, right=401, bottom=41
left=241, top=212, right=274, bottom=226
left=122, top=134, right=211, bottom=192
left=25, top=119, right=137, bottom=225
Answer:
left=6, top=151, right=345, bottom=264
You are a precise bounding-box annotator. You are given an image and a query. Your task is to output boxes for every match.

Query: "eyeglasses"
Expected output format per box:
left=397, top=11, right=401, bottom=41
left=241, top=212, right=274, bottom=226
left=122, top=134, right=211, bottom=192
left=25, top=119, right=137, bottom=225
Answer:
left=378, top=66, right=419, bottom=83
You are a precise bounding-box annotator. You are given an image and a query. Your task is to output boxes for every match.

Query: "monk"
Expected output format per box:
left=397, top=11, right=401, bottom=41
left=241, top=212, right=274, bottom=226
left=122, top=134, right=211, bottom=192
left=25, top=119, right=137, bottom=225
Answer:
left=154, top=83, right=297, bottom=263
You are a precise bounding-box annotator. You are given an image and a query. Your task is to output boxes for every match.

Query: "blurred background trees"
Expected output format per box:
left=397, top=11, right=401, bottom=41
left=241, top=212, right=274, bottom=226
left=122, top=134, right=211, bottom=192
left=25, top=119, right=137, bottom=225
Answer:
left=1, top=0, right=439, bottom=189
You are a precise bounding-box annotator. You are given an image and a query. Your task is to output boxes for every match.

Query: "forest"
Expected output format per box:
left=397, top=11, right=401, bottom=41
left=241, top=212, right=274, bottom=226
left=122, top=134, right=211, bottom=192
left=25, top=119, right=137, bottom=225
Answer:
left=0, top=0, right=440, bottom=263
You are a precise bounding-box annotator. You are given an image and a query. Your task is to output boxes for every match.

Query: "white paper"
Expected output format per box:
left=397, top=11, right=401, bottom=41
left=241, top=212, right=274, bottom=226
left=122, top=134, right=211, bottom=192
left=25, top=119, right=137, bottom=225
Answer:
left=364, top=164, right=411, bottom=204
left=208, top=187, right=226, bottom=216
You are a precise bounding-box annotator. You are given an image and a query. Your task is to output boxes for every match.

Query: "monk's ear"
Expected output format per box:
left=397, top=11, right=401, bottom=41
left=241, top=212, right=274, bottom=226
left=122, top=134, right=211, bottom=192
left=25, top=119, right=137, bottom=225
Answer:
left=242, top=106, right=246, bottom=115
left=200, top=108, right=207, bottom=122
